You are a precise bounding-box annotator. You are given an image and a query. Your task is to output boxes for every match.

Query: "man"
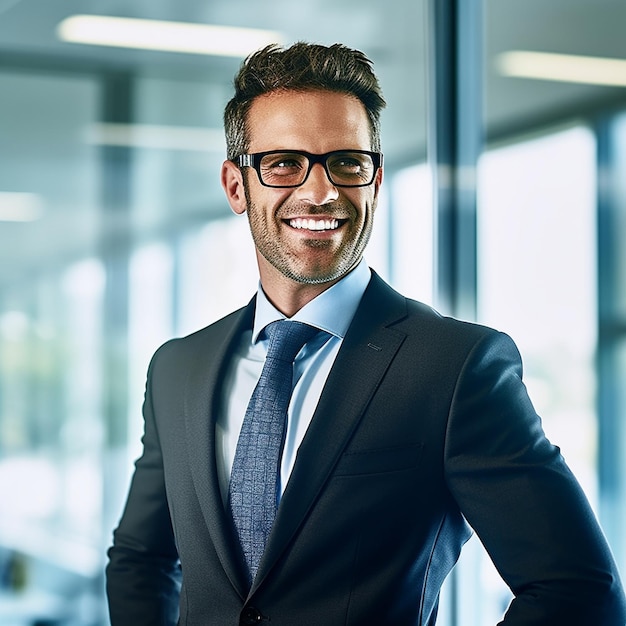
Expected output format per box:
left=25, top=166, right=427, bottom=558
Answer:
left=106, top=43, right=626, bottom=625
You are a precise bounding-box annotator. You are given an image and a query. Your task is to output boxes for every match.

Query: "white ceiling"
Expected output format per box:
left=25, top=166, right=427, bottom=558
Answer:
left=1, top=0, right=626, bottom=291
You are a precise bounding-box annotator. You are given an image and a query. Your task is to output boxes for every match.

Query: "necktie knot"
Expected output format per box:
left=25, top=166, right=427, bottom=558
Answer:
left=264, top=320, right=319, bottom=364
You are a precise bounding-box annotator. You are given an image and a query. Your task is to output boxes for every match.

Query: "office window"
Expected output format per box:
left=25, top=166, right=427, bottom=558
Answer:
left=467, top=125, right=598, bottom=624
left=388, top=164, right=434, bottom=304
left=600, top=112, right=626, bottom=574
left=478, top=126, right=597, bottom=496
left=0, top=3, right=430, bottom=623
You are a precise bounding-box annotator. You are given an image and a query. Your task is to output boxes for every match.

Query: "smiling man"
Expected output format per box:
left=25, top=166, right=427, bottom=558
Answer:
left=106, top=43, right=626, bottom=625
left=222, top=88, right=381, bottom=314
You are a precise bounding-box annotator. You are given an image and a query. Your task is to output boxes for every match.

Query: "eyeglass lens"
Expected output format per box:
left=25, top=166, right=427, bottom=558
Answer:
left=259, top=151, right=376, bottom=187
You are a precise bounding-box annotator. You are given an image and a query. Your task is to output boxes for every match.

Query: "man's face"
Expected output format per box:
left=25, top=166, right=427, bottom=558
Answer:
left=229, top=89, right=382, bottom=288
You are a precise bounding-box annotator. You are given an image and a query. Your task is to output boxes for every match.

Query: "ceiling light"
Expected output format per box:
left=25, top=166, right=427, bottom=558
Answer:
left=0, top=193, right=43, bottom=222
left=497, top=51, right=626, bottom=87
left=57, top=15, right=283, bottom=57
left=84, top=123, right=225, bottom=152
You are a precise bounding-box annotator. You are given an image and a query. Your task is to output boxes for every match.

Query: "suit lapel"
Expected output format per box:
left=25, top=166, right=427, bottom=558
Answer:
left=183, top=300, right=255, bottom=598
left=253, top=274, right=409, bottom=591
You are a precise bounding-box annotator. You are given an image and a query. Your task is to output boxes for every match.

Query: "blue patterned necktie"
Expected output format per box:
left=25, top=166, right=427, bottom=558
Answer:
left=228, top=320, right=320, bottom=584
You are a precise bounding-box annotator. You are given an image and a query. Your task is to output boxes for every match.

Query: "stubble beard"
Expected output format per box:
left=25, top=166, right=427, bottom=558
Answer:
left=244, top=194, right=374, bottom=286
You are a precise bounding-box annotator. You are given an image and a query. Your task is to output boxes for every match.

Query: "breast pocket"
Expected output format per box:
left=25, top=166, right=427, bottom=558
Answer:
left=333, top=443, right=424, bottom=476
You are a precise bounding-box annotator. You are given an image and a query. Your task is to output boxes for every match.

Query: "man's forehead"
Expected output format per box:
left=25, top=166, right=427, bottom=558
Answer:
left=246, top=89, right=372, bottom=151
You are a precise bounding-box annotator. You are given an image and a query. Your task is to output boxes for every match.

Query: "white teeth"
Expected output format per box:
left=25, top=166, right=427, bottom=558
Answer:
left=289, top=218, right=340, bottom=231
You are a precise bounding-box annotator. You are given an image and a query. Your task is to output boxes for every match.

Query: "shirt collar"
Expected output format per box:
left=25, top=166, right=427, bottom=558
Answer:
left=252, top=259, right=371, bottom=343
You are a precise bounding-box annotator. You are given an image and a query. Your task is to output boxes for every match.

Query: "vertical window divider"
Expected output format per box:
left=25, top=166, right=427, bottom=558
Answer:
left=427, top=0, right=483, bottom=322
left=595, top=114, right=625, bottom=571
left=427, top=2, right=483, bottom=624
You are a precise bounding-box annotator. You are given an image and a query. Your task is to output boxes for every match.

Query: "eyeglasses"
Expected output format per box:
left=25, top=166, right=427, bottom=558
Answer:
left=233, top=149, right=383, bottom=188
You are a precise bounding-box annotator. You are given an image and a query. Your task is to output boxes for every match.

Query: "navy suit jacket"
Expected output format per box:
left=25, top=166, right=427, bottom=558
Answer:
left=106, top=272, right=626, bottom=625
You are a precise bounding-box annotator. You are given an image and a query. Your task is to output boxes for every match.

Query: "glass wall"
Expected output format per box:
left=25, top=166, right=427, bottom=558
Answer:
left=460, top=1, right=626, bottom=623
left=471, top=125, right=598, bottom=622
left=0, top=2, right=430, bottom=624
left=1, top=0, right=626, bottom=624
left=0, top=70, right=105, bottom=624
left=478, top=126, right=598, bottom=499
left=599, top=111, right=626, bottom=577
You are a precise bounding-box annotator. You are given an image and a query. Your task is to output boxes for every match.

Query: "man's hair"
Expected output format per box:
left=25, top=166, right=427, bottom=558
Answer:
left=224, top=42, right=386, bottom=160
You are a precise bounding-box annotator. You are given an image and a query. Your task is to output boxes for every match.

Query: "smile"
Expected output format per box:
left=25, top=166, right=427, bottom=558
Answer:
left=287, top=218, right=342, bottom=231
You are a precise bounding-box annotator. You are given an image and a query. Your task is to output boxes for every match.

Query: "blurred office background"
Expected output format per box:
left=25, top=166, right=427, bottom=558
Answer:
left=0, top=0, right=625, bottom=624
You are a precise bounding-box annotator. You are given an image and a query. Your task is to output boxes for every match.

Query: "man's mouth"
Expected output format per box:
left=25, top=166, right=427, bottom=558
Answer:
left=286, top=218, right=343, bottom=231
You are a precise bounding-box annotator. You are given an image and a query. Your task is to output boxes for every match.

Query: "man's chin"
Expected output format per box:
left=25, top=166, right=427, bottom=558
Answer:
left=280, top=259, right=360, bottom=286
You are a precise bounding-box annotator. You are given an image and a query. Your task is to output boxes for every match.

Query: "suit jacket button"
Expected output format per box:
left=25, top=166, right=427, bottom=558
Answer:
left=241, top=606, right=263, bottom=624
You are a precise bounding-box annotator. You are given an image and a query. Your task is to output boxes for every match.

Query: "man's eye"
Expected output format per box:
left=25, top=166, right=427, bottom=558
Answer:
left=273, top=159, right=301, bottom=169
left=329, top=156, right=366, bottom=174
left=261, top=154, right=305, bottom=176
left=336, top=159, right=361, bottom=169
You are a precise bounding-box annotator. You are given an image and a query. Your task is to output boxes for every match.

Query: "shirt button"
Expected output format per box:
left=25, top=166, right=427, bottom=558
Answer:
left=240, top=606, right=263, bottom=624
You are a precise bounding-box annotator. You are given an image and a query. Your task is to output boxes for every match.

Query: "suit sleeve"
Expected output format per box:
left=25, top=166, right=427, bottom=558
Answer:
left=106, top=348, right=181, bottom=625
left=444, top=330, right=626, bottom=625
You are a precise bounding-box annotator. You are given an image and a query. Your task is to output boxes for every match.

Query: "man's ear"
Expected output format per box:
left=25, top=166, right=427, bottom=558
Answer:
left=221, top=160, right=247, bottom=215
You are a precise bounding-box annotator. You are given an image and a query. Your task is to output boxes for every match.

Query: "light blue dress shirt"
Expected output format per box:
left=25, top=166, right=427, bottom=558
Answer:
left=216, top=259, right=372, bottom=506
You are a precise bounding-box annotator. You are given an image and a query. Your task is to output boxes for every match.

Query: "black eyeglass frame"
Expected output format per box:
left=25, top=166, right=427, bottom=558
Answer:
left=233, top=149, right=384, bottom=188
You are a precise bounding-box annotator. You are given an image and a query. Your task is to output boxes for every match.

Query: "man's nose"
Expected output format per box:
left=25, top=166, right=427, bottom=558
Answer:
left=293, top=163, right=339, bottom=205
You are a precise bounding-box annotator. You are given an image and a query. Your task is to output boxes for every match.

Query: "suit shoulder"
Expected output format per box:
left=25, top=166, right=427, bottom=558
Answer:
left=366, top=272, right=511, bottom=351
left=403, top=296, right=497, bottom=340
left=180, top=304, right=250, bottom=342
left=397, top=296, right=523, bottom=371
left=151, top=303, right=251, bottom=366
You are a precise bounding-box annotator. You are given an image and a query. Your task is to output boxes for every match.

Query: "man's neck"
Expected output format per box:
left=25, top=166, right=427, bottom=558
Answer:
left=259, top=275, right=341, bottom=318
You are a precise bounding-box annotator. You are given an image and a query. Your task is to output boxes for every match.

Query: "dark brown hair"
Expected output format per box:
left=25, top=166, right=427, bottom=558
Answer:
left=223, top=42, right=386, bottom=159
